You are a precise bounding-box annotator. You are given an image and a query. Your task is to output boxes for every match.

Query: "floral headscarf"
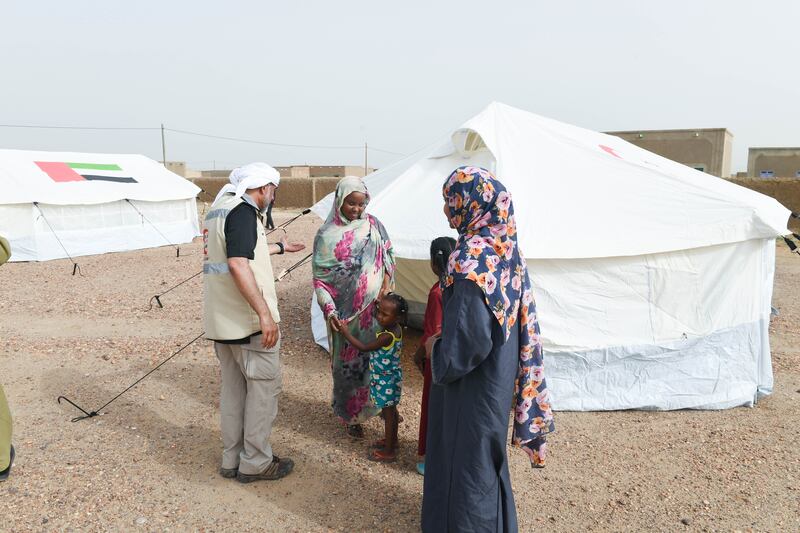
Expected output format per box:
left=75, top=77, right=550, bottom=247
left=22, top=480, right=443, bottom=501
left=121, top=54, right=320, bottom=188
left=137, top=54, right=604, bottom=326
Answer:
left=313, top=176, right=395, bottom=324
left=443, top=166, right=555, bottom=467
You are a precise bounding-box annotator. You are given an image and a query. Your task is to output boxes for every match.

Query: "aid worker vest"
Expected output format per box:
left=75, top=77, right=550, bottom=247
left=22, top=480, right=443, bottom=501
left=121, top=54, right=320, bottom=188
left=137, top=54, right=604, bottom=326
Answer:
left=203, top=193, right=280, bottom=340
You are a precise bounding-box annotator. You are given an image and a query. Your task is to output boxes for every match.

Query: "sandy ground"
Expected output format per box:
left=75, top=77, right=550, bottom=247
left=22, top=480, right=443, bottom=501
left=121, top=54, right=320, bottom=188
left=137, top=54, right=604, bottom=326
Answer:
left=1, top=208, right=799, bottom=532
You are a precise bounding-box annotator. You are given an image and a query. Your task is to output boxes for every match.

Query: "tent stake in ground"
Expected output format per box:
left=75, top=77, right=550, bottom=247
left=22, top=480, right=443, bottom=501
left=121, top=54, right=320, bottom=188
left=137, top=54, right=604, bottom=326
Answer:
left=33, top=202, right=82, bottom=276
left=147, top=271, right=202, bottom=310
left=125, top=199, right=182, bottom=257
left=59, top=256, right=314, bottom=422
left=57, top=332, right=205, bottom=422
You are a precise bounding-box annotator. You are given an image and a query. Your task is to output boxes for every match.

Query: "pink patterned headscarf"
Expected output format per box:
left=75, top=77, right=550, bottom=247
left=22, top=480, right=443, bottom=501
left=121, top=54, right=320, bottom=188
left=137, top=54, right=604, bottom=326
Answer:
left=312, top=177, right=395, bottom=322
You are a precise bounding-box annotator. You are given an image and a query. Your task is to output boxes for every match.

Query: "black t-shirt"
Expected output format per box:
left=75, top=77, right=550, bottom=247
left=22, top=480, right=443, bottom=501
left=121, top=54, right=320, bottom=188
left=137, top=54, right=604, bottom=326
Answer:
left=224, top=202, right=259, bottom=259
left=215, top=201, right=261, bottom=344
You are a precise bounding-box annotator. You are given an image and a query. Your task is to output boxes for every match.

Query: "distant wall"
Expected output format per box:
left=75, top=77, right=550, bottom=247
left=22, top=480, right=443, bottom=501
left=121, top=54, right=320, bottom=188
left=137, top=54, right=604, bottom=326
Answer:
left=191, top=176, right=344, bottom=209
left=312, top=177, right=339, bottom=202
left=201, top=166, right=373, bottom=179
left=729, top=178, right=800, bottom=231
left=747, top=148, right=800, bottom=178
left=309, top=166, right=374, bottom=178
left=199, top=170, right=232, bottom=178
left=607, top=128, right=732, bottom=177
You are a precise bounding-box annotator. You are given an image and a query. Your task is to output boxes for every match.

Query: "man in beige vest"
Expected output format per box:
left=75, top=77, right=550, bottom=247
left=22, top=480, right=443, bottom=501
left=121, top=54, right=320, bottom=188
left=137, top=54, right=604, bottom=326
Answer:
left=203, top=163, right=304, bottom=483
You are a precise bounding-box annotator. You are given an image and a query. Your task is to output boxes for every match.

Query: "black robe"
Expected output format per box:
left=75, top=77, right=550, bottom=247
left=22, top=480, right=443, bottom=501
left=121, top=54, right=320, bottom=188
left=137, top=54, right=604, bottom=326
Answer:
left=421, top=280, right=519, bottom=533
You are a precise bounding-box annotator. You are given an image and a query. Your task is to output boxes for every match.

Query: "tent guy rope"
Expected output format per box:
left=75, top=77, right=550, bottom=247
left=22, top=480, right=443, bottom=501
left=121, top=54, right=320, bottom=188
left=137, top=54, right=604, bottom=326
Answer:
left=145, top=207, right=312, bottom=309
left=147, top=271, right=202, bottom=310
left=33, top=202, right=83, bottom=276
left=275, top=252, right=313, bottom=282
left=782, top=236, right=800, bottom=256
left=266, top=208, right=311, bottom=236
left=57, top=332, right=206, bottom=422
left=57, top=254, right=313, bottom=423
left=125, top=199, right=182, bottom=257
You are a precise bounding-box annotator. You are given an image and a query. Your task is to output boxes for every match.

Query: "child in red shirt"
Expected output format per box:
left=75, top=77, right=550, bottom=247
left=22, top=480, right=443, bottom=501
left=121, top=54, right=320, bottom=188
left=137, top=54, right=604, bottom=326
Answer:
left=413, top=236, right=456, bottom=475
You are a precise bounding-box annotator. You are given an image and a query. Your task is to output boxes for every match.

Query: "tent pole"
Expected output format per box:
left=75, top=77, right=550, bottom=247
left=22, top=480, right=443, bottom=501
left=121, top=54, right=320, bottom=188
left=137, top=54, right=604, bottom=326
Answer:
left=364, top=141, right=368, bottom=176
left=161, top=123, right=166, bottom=165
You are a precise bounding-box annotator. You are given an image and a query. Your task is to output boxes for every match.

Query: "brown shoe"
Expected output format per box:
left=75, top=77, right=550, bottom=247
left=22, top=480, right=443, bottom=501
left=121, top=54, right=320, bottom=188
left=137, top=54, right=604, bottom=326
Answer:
left=219, top=466, right=238, bottom=479
left=236, top=456, right=294, bottom=483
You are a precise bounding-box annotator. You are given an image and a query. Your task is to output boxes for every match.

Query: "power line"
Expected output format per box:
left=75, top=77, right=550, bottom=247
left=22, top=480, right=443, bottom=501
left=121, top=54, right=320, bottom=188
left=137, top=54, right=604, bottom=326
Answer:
left=166, top=127, right=405, bottom=155
left=365, top=146, right=406, bottom=156
left=165, top=127, right=362, bottom=150
left=0, top=124, right=158, bottom=131
left=0, top=122, right=407, bottom=156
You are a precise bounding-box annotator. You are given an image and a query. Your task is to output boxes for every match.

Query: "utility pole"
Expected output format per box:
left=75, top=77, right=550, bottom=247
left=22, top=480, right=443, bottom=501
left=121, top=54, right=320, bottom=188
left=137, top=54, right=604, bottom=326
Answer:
left=364, top=142, right=368, bottom=176
left=161, top=123, right=166, bottom=165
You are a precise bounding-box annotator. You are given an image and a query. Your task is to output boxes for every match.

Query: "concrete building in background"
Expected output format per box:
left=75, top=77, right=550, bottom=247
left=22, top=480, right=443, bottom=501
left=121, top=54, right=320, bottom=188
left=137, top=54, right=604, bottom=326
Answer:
left=275, top=166, right=308, bottom=178
left=196, top=165, right=375, bottom=179
left=747, top=147, right=800, bottom=178
left=275, top=165, right=375, bottom=178
left=164, top=161, right=200, bottom=179
left=165, top=161, right=186, bottom=176
left=606, top=128, right=733, bottom=178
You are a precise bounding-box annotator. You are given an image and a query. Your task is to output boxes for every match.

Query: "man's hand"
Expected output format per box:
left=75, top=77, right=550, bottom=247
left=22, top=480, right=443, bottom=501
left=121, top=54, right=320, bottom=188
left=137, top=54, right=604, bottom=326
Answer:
left=260, top=313, right=279, bottom=349
left=280, top=235, right=306, bottom=253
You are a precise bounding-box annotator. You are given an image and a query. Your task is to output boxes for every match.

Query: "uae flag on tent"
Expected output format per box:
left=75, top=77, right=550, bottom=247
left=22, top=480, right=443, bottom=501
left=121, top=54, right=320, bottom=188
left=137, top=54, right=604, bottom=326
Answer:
left=35, top=161, right=137, bottom=183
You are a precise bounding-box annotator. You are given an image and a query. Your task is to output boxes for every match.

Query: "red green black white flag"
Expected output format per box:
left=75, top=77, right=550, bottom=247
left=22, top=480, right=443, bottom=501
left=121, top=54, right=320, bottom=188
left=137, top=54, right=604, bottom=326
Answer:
left=35, top=161, right=137, bottom=183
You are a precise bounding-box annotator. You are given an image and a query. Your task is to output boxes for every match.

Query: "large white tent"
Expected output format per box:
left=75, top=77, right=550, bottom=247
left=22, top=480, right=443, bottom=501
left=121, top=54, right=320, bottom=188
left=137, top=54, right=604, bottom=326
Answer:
left=311, top=102, right=791, bottom=411
left=0, top=149, right=200, bottom=261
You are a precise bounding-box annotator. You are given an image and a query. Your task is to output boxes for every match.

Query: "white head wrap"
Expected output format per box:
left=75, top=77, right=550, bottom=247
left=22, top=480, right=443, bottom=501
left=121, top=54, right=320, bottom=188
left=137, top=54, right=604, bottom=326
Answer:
left=214, top=162, right=281, bottom=203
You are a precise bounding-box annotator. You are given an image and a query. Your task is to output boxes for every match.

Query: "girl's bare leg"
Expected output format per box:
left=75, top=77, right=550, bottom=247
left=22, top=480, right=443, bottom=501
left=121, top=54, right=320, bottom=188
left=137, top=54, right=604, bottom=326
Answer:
left=383, top=406, right=398, bottom=452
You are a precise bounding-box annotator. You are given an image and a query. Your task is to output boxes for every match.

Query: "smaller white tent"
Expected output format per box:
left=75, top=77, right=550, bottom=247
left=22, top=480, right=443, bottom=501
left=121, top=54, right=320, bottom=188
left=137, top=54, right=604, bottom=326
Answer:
left=310, top=102, right=791, bottom=411
left=0, top=149, right=200, bottom=261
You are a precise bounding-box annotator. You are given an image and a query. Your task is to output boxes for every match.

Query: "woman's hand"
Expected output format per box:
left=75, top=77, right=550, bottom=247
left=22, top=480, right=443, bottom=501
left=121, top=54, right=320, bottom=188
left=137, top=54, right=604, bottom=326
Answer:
left=378, top=272, right=392, bottom=300
left=330, top=316, right=343, bottom=332
left=322, top=302, right=337, bottom=321
left=413, top=346, right=425, bottom=374
left=424, top=334, right=440, bottom=359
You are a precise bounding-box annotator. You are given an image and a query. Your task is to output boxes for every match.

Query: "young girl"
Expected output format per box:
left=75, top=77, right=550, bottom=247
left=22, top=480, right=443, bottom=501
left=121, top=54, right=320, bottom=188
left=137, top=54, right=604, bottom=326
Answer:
left=412, top=236, right=456, bottom=476
left=331, top=292, right=407, bottom=462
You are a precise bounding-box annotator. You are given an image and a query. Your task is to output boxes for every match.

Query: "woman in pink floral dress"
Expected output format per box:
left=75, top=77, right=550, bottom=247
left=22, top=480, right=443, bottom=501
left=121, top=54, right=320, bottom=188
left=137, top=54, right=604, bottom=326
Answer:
left=312, top=177, right=395, bottom=437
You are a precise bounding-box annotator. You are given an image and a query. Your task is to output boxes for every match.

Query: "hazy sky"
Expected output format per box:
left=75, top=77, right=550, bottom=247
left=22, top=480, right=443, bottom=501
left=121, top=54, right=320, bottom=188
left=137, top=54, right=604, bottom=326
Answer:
left=2, top=1, right=798, bottom=172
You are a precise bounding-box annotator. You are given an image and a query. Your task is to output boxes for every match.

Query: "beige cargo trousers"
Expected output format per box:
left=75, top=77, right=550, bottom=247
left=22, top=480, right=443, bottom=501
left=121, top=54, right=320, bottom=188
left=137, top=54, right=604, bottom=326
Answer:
left=215, top=335, right=282, bottom=476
